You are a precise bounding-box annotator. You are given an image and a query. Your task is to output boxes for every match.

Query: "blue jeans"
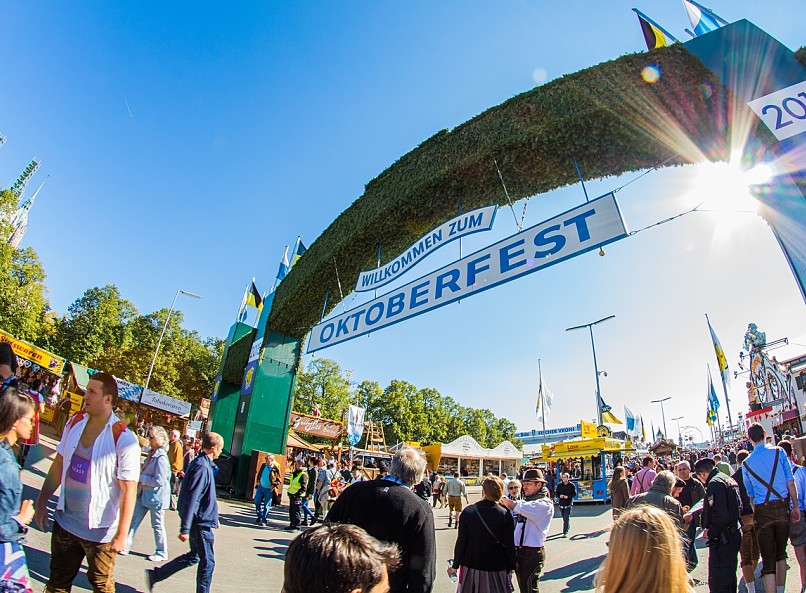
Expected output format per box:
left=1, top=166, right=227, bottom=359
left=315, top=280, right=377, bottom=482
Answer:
left=559, top=505, right=572, bottom=534
left=151, top=524, right=215, bottom=593
left=127, top=500, right=167, bottom=557
left=254, top=485, right=272, bottom=522
left=300, top=498, right=315, bottom=522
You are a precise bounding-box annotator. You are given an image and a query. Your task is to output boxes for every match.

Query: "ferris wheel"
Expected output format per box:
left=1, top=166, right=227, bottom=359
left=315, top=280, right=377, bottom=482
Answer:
left=681, top=425, right=705, bottom=445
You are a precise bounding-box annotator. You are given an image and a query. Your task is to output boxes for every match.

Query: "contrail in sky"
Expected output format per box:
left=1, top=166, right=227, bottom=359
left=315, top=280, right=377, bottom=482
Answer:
left=124, top=96, right=133, bottom=118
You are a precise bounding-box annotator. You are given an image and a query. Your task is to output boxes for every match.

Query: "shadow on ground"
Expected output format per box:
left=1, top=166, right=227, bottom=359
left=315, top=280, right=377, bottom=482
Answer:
left=542, top=553, right=607, bottom=592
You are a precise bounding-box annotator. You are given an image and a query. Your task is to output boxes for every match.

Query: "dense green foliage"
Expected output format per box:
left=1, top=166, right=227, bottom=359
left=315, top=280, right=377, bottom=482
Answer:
left=269, top=45, right=750, bottom=338
left=294, top=358, right=521, bottom=449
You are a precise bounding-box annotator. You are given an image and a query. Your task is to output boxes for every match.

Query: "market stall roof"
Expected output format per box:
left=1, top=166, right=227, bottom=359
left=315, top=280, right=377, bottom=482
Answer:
left=287, top=430, right=320, bottom=451
left=546, top=437, right=633, bottom=461
left=1, top=328, right=65, bottom=375
left=63, top=362, right=143, bottom=403
left=439, top=435, right=522, bottom=460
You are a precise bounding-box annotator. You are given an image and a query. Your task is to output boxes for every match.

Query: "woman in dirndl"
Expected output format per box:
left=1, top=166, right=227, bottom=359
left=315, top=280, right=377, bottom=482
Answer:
left=0, top=386, right=37, bottom=593
left=448, top=476, right=516, bottom=593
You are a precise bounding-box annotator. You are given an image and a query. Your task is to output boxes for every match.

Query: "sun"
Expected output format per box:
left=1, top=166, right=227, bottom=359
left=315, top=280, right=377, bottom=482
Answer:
left=684, top=161, right=772, bottom=214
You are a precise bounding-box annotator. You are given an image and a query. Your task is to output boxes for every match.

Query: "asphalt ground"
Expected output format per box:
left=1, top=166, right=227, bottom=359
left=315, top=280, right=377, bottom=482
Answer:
left=17, top=431, right=806, bottom=592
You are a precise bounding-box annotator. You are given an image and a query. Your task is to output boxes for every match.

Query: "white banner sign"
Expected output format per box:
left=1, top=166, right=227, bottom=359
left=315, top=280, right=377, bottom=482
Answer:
left=355, top=205, right=497, bottom=292
left=248, top=336, right=263, bottom=363
left=309, top=193, right=628, bottom=352
left=140, top=388, right=192, bottom=417
left=747, top=80, right=806, bottom=142
left=347, top=405, right=366, bottom=446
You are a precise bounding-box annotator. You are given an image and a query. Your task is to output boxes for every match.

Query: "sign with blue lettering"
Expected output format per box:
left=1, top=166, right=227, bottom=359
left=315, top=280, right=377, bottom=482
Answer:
left=355, top=205, right=497, bottom=292
left=308, top=193, right=628, bottom=353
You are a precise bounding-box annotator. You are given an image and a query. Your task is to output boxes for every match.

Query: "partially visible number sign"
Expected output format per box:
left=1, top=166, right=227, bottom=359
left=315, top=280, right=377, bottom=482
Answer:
left=747, top=80, right=806, bottom=141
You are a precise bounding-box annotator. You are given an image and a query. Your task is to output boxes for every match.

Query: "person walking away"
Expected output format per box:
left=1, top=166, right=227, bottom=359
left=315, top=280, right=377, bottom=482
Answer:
left=0, top=387, right=36, bottom=592
left=167, top=430, right=183, bottom=511
left=448, top=477, right=516, bottom=592
left=595, top=506, right=694, bottom=593
left=326, top=447, right=436, bottom=593
left=445, top=472, right=469, bottom=529
left=694, top=458, right=742, bottom=593
left=286, top=459, right=308, bottom=531
left=254, top=455, right=276, bottom=526
left=742, top=422, right=800, bottom=593
left=17, top=379, right=45, bottom=469
left=790, top=447, right=806, bottom=593
left=34, top=372, right=141, bottom=593
left=145, top=432, right=223, bottom=593
left=555, top=473, right=576, bottom=537
left=269, top=455, right=283, bottom=507
left=124, top=426, right=171, bottom=561
left=714, top=454, right=732, bottom=477
left=677, top=460, right=706, bottom=570
left=607, top=466, right=630, bottom=520
left=282, top=523, right=401, bottom=593
left=500, top=469, right=553, bottom=593
left=318, top=460, right=339, bottom=519
left=631, top=456, right=657, bottom=495
left=733, top=450, right=761, bottom=593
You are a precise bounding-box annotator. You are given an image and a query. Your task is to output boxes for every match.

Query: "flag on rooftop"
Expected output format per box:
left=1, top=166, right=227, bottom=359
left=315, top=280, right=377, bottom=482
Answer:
left=633, top=9, right=678, bottom=50
left=682, top=0, right=728, bottom=36
left=291, top=237, right=307, bottom=268
left=245, top=279, right=263, bottom=310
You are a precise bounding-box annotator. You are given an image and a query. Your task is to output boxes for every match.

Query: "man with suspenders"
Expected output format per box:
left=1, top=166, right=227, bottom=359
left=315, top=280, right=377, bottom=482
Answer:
left=742, top=423, right=800, bottom=593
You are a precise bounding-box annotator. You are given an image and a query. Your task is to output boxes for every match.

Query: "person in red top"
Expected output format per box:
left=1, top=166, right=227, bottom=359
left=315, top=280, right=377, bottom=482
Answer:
left=631, top=456, right=657, bottom=496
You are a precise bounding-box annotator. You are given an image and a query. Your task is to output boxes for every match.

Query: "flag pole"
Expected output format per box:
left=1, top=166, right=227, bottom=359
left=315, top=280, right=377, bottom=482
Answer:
left=706, top=314, right=734, bottom=441
left=539, top=359, right=547, bottom=446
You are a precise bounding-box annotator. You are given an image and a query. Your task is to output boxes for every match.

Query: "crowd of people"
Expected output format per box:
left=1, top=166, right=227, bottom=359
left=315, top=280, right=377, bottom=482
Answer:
left=7, top=338, right=806, bottom=592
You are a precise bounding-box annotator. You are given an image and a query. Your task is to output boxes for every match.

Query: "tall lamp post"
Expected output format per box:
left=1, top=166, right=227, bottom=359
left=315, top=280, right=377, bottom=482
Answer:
left=142, top=289, right=202, bottom=399
left=671, top=416, right=684, bottom=446
left=566, top=315, right=615, bottom=425
left=651, top=396, right=671, bottom=438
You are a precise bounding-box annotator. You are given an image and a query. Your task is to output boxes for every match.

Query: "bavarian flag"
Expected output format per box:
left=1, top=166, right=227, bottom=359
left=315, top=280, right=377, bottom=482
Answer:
left=633, top=9, right=678, bottom=50
left=245, top=280, right=262, bottom=310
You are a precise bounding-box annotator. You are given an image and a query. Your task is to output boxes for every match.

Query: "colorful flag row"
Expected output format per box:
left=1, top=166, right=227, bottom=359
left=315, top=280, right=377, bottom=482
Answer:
left=633, top=1, right=730, bottom=51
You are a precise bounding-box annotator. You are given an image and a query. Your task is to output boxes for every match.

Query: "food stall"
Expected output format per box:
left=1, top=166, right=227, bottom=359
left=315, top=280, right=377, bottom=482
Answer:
left=1, top=328, right=65, bottom=421
left=422, top=435, right=523, bottom=486
left=545, top=437, right=633, bottom=503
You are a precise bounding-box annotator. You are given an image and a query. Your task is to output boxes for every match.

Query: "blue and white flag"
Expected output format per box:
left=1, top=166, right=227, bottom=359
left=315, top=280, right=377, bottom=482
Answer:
left=347, top=405, right=366, bottom=447
left=708, top=365, right=721, bottom=412
left=682, top=0, right=729, bottom=36
left=276, top=246, right=290, bottom=284
left=624, top=406, right=636, bottom=434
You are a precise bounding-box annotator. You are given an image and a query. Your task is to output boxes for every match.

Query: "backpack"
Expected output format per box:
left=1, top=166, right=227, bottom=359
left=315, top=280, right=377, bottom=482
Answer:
left=66, top=411, right=128, bottom=444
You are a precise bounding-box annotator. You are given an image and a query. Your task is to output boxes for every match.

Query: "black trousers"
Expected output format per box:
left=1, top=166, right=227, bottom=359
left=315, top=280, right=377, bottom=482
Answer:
left=515, top=546, right=545, bottom=593
left=707, top=529, right=741, bottom=593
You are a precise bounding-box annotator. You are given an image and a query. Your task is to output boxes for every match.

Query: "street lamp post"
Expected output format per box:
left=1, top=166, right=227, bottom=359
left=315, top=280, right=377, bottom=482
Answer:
left=650, top=397, right=671, bottom=438
left=671, top=415, right=684, bottom=446
left=566, top=315, right=615, bottom=426
left=142, top=289, right=202, bottom=400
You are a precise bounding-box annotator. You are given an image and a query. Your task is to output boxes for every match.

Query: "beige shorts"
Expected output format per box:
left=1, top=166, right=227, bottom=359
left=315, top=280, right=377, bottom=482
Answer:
left=448, top=495, right=463, bottom=512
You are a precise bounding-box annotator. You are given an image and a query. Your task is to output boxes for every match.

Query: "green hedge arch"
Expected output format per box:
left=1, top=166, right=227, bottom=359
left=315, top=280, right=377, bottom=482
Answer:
left=268, top=44, right=806, bottom=341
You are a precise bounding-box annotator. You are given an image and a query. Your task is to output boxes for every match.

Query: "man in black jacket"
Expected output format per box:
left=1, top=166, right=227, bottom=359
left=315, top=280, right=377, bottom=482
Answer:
left=695, top=457, right=742, bottom=593
left=146, top=432, right=223, bottom=593
left=555, top=473, right=576, bottom=537
left=327, top=447, right=435, bottom=593
left=676, top=460, right=706, bottom=569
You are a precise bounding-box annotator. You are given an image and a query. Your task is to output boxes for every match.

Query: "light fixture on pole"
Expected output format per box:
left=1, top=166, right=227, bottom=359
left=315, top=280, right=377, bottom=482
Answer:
left=566, top=315, right=615, bottom=426
left=650, top=396, right=671, bottom=438
left=141, top=289, right=202, bottom=406
left=671, top=415, right=684, bottom=446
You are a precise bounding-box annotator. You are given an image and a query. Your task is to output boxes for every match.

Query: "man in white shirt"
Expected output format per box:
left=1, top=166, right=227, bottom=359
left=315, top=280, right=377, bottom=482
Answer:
left=34, top=372, right=141, bottom=593
left=501, top=468, right=554, bottom=593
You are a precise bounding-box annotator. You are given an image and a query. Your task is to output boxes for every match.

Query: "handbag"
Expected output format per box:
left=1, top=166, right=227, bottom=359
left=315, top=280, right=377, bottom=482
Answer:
left=472, top=505, right=508, bottom=550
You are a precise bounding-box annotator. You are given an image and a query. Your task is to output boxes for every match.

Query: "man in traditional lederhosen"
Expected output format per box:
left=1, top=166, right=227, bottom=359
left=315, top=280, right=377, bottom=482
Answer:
left=500, top=469, right=554, bottom=593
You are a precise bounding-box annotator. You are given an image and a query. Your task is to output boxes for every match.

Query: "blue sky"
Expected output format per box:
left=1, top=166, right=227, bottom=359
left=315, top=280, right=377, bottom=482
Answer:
left=1, top=1, right=804, bottom=440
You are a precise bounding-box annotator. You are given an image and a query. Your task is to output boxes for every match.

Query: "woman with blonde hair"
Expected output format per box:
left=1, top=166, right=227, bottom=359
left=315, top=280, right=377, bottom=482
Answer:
left=608, top=466, right=630, bottom=520
left=596, top=506, right=694, bottom=593
left=123, top=425, right=172, bottom=561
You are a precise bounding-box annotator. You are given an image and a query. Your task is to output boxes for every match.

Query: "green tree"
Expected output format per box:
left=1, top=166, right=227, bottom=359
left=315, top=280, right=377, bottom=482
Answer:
left=0, top=189, right=49, bottom=342
left=293, top=358, right=350, bottom=420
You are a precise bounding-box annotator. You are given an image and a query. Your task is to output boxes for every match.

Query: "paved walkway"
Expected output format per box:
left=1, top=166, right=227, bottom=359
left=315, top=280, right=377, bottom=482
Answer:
left=16, top=431, right=805, bottom=592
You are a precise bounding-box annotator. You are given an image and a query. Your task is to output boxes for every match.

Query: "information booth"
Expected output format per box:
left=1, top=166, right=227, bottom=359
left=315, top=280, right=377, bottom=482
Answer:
left=545, top=438, right=633, bottom=503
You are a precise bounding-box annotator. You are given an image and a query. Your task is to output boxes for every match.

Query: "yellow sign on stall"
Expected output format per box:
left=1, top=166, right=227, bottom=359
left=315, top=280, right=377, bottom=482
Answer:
left=0, top=329, right=65, bottom=374
left=580, top=420, right=597, bottom=439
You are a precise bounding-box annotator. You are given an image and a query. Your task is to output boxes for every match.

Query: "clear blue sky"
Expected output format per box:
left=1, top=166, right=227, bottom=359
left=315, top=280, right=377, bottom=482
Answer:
left=1, top=1, right=804, bottom=440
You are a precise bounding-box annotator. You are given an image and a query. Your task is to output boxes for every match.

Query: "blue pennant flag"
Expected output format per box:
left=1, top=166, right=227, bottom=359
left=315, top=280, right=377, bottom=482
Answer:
left=682, top=0, right=729, bottom=36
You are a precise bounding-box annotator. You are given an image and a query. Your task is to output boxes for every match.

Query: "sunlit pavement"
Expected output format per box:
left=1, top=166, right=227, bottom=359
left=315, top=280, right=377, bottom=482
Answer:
left=19, top=434, right=805, bottom=592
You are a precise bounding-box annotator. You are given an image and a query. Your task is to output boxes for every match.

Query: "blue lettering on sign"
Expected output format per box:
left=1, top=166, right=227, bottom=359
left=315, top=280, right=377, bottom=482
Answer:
left=310, top=194, right=627, bottom=353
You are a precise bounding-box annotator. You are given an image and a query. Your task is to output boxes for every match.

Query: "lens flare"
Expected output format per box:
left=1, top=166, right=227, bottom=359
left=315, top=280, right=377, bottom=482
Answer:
left=641, top=65, right=662, bottom=84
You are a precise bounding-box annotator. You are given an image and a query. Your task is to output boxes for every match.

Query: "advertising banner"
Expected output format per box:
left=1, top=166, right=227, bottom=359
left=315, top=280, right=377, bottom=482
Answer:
left=310, top=193, right=628, bottom=352
left=0, top=328, right=65, bottom=375
left=355, top=205, right=498, bottom=292
left=288, top=411, right=343, bottom=439
left=347, top=405, right=366, bottom=446
left=580, top=420, right=598, bottom=439
left=140, top=388, right=192, bottom=417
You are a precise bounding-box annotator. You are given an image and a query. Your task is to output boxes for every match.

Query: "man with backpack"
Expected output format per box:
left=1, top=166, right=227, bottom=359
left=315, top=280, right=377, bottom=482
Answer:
left=630, top=455, right=657, bottom=495
left=34, top=372, right=141, bottom=593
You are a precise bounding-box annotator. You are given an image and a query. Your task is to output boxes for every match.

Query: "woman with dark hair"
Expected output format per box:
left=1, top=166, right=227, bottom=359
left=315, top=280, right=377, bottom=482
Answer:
left=448, top=476, right=516, bottom=592
left=0, top=387, right=37, bottom=592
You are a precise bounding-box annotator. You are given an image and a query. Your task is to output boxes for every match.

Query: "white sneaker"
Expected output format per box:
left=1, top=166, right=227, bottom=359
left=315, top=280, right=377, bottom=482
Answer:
left=118, top=549, right=130, bottom=556
left=148, top=554, right=168, bottom=562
